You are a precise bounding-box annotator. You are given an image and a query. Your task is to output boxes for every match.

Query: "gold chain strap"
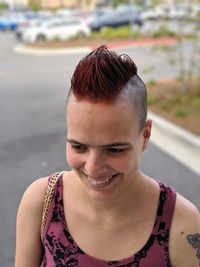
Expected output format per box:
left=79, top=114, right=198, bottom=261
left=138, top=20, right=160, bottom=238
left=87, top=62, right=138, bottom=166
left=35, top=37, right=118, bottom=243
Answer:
left=40, top=172, right=63, bottom=240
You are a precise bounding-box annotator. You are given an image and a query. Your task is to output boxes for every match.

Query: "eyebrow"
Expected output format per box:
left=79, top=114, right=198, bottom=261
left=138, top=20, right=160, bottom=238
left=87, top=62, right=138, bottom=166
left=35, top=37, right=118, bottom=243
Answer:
left=67, top=139, right=131, bottom=148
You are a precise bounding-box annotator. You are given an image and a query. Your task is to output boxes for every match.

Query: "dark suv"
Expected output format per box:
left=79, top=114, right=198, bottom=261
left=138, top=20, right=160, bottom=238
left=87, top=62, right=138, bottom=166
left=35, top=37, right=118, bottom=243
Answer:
left=89, top=6, right=143, bottom=32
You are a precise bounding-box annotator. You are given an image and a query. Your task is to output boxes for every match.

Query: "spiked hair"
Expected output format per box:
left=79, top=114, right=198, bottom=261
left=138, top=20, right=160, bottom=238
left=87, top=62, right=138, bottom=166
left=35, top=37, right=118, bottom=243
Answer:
left=69, top=45, right=147, bottom=131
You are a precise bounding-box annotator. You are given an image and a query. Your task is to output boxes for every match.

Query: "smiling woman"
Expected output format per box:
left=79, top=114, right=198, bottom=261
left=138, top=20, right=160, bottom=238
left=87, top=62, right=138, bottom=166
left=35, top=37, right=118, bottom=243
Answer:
left=15, top=45, right=200, bottom=267
left=66, top=91, right=146, bottom=202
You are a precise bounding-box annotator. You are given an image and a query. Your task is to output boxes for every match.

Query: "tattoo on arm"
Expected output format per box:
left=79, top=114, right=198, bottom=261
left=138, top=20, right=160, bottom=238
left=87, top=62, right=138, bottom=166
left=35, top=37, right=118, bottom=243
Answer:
left=187, top=233, right=200, bottom=261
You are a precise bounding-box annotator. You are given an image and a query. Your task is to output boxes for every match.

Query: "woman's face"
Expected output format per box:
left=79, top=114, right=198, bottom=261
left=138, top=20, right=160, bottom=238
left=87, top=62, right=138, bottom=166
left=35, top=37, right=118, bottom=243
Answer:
left=66, top=95, right=151, bottom=202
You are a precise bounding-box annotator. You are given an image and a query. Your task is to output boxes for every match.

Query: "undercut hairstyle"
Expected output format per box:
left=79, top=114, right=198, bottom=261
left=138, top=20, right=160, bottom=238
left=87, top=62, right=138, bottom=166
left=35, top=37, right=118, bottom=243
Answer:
left=68, top=45, right=147, bottom=131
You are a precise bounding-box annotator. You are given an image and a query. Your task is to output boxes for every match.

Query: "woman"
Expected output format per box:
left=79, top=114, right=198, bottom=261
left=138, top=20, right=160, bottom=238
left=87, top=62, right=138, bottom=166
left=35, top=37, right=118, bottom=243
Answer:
left=15, top=45, right=200, bottom=267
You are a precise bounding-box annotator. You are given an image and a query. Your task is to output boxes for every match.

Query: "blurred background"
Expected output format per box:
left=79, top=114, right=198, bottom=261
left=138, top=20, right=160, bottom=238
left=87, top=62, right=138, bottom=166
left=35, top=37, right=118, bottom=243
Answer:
left=0, top=0, right=200, bottom=266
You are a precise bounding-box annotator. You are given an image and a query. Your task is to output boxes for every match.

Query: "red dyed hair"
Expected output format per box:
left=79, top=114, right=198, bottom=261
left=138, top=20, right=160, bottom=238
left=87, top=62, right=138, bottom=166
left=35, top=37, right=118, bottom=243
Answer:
left=70, top=45, right=137, bottom=102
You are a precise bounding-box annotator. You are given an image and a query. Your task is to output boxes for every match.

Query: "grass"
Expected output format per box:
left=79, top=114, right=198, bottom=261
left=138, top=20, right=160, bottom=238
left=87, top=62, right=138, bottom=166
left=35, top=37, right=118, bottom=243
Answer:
left=147, top=78, right=200, bottom=135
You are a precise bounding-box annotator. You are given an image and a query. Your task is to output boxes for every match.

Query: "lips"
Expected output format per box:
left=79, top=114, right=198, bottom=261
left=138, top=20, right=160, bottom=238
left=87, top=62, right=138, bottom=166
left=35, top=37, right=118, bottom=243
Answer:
left=81, top=171, right=119, bottom=188
left=87, top=176, right=113, bottom=186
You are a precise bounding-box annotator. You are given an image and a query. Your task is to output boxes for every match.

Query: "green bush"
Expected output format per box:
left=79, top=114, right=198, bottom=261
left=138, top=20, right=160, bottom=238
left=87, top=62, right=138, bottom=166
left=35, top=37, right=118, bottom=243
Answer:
left=174, top=109, right=188, bottom=117
left=158, top=45, right=176, bottom=52
left=147, top=79, right=157, bottom=86
left=142, top=66, right=155, bottom=74
left=92, top=26, right=142, bottom=41
left=147, top=95, right=157, bottom=106
left=194, top=87, right=200, bottom=97
left=28, top=0, right=40, bottom=11
left=131, top=31, right=142, bottom=39
left=100, top=26, right=130, bottom=40
left=160, top=101, right=170, bottom=111
left=168, top=96, right=181, bottom=104
left=168, top=58, right=176, bottom=65
left=152, top=25, right=176, bottom=38
left=0, top=3, right=8, bottom=10
left=192, top=97, right=200, bottom=110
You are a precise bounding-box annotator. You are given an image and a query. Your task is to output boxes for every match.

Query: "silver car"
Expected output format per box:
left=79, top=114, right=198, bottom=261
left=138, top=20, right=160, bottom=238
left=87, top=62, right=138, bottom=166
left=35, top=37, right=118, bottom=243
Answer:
left=21, top=17, right=91, bottom=43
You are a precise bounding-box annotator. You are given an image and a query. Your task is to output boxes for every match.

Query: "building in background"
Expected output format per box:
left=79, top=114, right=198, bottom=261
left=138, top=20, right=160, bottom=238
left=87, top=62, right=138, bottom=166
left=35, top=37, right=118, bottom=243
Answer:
left=4, top=0, right=108, bottom=9
left=40, top=0, right=96, bottom=9
left=3, top=0, right=199, bottom=10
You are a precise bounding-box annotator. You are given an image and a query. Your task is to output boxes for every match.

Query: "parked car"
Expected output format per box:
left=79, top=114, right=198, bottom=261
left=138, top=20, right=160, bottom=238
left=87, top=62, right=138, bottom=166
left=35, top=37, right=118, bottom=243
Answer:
left=141, top=6, right=169, bottom=20
left=0, top=16, right=18, bottom=31
left=0, top=11, right=38, bottom=31
left=83, top=8, right=111, bottom=25
left=21, top=17, right=91, bottom=43
left=15, top=16, right=52, bottom=40
left=89, top=6, right=143, bottom=32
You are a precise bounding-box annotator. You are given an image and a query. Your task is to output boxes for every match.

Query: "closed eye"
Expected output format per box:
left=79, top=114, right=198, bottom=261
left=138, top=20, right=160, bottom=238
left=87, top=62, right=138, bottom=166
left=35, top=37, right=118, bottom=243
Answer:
left=71, top=144, right=87, bottom=152
left=106, top=147, right=126, bottom=154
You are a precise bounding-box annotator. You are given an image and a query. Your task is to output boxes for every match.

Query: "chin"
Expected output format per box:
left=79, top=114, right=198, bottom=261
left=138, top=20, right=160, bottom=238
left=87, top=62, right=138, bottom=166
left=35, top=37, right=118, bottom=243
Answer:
left=78, top=171, right=122, bottom=202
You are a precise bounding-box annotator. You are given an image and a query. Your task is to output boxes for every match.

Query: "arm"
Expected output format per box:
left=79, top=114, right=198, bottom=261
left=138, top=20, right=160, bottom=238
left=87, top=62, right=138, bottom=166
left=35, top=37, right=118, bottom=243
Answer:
left=15, top=177, right=48, bottom=267
left=169, top=193, right=200, bottom=267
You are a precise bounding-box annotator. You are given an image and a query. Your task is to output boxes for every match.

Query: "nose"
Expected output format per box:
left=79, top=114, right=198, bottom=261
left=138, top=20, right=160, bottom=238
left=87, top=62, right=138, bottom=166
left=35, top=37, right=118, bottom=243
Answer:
left=84, top=150, right=107, bottom=177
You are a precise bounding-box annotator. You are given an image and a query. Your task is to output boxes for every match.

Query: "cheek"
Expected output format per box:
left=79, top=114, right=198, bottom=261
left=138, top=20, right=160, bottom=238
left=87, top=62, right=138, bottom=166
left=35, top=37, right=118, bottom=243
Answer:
left=66, top=146, right=83, bottom=169
left=110, top=153, right=137, bottom=173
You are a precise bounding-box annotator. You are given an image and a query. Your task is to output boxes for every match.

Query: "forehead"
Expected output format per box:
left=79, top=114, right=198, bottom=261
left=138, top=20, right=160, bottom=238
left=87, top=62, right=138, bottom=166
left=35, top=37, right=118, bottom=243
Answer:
left=67, top=95, right=140, bottom=144
left=67, top=93, right=133, bottom=121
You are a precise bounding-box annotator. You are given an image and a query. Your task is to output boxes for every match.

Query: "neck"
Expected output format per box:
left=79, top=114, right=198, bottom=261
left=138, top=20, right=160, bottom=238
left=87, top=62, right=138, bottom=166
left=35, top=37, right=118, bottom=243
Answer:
left=78, top=171, right=148, bottom=222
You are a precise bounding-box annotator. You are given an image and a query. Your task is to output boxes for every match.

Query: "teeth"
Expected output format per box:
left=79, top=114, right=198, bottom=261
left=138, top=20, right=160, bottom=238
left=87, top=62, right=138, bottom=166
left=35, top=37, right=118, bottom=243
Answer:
left=87, top=176, right=113, bottom=186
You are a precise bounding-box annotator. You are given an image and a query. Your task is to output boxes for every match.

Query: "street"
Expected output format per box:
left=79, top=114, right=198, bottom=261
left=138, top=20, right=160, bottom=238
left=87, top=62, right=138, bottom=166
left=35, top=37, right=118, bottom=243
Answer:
left=0, top=32, right=199, bottom=267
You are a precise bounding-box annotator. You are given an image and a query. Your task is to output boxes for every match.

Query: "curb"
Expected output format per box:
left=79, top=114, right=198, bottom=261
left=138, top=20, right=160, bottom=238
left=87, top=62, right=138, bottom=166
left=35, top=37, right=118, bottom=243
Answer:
left=13, top=44, right=91, bottom=56
left=13, top=37, right=176, bottom=56
left=149, top=111, right=200, bottom=148
left=149, top=111, right=200, bottom=175
left=91, top=37, right=176, bottom=50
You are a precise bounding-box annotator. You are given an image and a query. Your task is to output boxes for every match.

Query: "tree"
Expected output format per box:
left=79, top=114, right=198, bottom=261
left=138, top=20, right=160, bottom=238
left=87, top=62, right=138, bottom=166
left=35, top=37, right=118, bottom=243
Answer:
left=28, top=0, right=40, bottom=10
left=111, top=0, right=126, bottom=8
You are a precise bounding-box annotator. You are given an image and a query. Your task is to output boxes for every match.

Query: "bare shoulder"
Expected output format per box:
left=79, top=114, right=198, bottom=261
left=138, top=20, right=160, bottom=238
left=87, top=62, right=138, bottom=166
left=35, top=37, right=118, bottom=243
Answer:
left=173, top=193, right=200, bottom=231
left=15, top=176, right=49, bottom=267
left=16, top=176, right=50, bottom=235
left=169, top=193, right=200, bottom=267
left=19, top=176, right=49, bottom=213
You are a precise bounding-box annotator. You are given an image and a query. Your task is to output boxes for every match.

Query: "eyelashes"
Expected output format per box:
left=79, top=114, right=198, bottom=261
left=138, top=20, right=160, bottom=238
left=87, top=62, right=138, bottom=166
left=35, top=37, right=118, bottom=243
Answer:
left=106, top=147, right=126, bottom=154
left=71, top=145, right=87, bottom=152
left=70, top=144, right=127, bottom=154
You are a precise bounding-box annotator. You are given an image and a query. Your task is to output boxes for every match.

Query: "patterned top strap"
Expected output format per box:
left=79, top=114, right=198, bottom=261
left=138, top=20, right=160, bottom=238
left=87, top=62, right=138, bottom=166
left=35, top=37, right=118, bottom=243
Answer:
left=40, top=172, right=64, bottom=240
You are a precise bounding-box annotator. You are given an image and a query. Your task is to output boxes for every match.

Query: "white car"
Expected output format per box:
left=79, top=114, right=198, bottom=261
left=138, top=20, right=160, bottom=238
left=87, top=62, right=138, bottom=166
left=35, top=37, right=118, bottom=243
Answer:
left=16, top=17, right=50, bottom=40
left=21, top=17, right=91, bottom=43
left=168, top=4, right=192, bottom=19
left=141, top=5, right=170, bottom=20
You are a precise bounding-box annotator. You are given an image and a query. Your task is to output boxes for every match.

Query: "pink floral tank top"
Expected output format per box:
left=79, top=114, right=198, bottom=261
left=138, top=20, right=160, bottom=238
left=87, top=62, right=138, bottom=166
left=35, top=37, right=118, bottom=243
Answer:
left=40, top=173, right=176, bottom=267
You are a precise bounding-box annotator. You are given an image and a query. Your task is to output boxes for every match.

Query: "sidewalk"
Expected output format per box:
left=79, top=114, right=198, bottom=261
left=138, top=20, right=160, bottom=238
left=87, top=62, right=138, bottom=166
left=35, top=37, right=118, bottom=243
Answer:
left=13, top=38, right=200, bottom=175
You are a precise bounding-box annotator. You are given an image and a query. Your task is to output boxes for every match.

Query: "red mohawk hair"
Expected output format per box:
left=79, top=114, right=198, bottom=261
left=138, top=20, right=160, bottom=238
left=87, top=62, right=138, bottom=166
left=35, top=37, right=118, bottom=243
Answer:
left=70, top=45, right=137, bottom=102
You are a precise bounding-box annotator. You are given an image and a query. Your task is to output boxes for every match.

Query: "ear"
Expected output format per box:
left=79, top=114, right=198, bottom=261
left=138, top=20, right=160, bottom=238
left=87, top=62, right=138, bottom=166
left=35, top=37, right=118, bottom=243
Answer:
left=142, top=119, right=152, bottom=152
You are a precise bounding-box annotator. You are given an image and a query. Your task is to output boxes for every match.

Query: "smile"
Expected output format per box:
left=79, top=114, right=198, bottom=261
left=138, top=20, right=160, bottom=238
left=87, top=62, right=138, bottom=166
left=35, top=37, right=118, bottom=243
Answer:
left=81, top=172, right=119, bottom=188
left=87, top=176, right=113, bottom=186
